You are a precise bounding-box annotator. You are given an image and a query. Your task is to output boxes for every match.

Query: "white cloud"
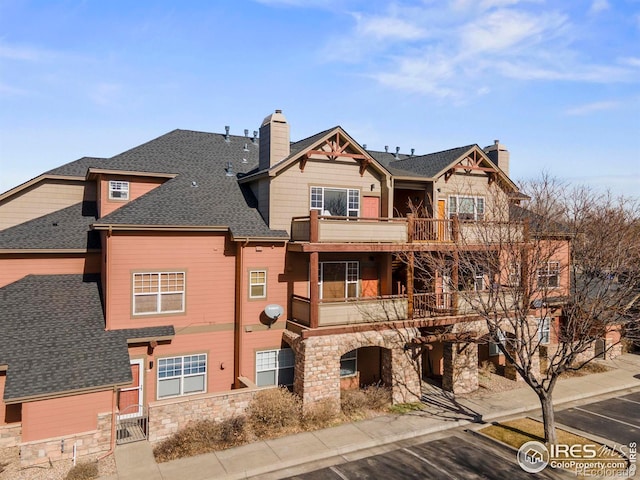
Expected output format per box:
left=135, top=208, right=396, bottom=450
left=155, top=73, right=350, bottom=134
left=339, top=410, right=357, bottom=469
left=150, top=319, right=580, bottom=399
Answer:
left=564, top=100, right=620, bottom=116
left=588, top=0, right=610, bottom=15
left=354, top=14, right=427, bottom=41
left=0, top=82, right=29, bottom=96
left=619, top=57, right=640, bottom=68
left=460, top=9, right=567, bottom=54
left=0, top=43, right=47, bottom=61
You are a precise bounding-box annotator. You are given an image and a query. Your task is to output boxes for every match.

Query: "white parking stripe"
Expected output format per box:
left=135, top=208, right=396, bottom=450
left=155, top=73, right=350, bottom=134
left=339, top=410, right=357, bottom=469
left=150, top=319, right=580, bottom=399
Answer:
left=402, top=447, right=458, bottom=479
left=574, top=406, right=640, bottom=429
left=618, top=397, right=640, bottom=406
left=329, top=466, right=350, bottom=480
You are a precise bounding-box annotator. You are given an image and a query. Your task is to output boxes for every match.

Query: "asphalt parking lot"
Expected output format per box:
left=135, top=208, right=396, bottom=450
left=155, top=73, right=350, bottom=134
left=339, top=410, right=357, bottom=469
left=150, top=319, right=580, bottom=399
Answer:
left=283, top=435, right=568, bottom=479
left=555, top=391, right=640, bottom=446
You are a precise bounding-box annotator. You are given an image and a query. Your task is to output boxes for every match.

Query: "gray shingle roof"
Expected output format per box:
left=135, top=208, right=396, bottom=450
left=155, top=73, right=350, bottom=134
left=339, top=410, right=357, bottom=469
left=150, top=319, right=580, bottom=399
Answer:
left=0, top=274, right=175, bottom=402
left=91, top=129, right=288, bottom=239
left=386, top=145, right=475, bottom=179
left=0, top=202, right=100, bottom=250
left=45, top=157, right=108, bottom=177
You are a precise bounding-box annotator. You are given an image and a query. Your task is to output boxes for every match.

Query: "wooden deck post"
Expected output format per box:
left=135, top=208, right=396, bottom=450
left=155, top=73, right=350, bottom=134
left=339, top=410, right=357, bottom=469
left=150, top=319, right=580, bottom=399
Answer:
left=407, top=214, right=414, bottom=243
left=310, top=209, right=319, bottom=243
left=309, top=251, right=319, bottom=328
left=407, top=251, right=414, bottom=319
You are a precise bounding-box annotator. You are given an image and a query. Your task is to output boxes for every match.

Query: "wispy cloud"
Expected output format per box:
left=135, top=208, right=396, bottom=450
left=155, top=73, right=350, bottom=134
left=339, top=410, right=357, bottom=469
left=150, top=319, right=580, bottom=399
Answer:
left=0, top=82, right=29, bottom=96
left=564, top=100, right=621, bottom=116
left=588, top=0, right=610, bottom=15
left=87, top=82, right=123, bottom=106
left=313, top=2, right=639, bottom=100
left=0, top=43, right=48, bottom=61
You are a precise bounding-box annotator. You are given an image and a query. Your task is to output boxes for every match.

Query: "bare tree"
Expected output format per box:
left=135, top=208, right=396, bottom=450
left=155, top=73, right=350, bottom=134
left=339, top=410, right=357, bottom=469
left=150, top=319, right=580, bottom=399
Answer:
left=405, top=175, right=640, bottom=445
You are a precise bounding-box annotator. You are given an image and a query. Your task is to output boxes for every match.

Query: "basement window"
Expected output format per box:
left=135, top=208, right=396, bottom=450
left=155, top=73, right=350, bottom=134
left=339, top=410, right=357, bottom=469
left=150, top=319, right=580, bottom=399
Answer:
left=109, top=180, right=129, bottom=200
left=340, top=350, right=357, bottom=377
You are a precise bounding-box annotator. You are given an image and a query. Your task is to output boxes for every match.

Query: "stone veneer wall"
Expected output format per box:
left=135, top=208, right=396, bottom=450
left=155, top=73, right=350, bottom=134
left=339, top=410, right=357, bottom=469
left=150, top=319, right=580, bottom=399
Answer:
left=0, top=422, right=21, bottom=449
left=148, top=384, right=271, bottom=442
left=283, top=327, right=422, bottom=408
left=19, top=413, right=112, bottom=466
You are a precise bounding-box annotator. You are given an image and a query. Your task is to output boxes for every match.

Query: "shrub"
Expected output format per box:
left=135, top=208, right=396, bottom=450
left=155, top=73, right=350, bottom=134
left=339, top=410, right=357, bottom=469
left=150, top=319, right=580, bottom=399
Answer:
left=65, top=461, right=98, bottom=480
left=302, top=399, right=339, bottom=429
left=479, top=360, right=496, bottom=377
left=340, top=385, right=391, bottom=419
left=247, top=387, right=302, bottom=438
left=153, top=416, right=249, bottom=462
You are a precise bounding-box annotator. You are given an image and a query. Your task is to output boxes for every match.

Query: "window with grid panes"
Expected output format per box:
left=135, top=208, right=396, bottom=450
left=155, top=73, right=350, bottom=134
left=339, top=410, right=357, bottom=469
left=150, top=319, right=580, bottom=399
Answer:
left=133, top=272, right=185, bottom=314
left=249, top=270, right=267, bottom=298
left=157, top=354, right=206, bottom=398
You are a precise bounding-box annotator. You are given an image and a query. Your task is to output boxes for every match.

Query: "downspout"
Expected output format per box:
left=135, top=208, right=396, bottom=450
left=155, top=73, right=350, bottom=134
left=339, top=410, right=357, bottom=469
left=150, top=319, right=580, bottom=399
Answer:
left=98, top=386, right=117, bottom=460
left=233, top=240, right=246, bottom=388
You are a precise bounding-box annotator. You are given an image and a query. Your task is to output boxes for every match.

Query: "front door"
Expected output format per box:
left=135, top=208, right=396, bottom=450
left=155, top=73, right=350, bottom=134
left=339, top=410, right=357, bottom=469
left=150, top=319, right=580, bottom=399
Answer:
left=362, top=196, right=380, bottom=218
left=118, top=359, right=144, bottom=418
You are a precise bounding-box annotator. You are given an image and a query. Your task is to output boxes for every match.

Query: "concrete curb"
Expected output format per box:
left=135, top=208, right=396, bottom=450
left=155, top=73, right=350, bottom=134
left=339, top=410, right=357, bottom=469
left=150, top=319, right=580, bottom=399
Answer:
left=229, top=380, right=640, bottom=480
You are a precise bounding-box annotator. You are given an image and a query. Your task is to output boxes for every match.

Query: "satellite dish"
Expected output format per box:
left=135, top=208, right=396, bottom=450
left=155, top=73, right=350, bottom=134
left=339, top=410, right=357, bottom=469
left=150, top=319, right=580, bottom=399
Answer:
left=264, top=304, right=284, bottom=327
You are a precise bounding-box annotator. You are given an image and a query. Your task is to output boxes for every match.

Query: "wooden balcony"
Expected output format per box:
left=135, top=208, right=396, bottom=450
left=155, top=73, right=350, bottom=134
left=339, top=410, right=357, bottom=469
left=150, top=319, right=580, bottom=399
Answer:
left=292, top=292, right=460, bottom=328
left=291, top=212, right=408, bottom=243
left=290, top=211, right=523, bottom=246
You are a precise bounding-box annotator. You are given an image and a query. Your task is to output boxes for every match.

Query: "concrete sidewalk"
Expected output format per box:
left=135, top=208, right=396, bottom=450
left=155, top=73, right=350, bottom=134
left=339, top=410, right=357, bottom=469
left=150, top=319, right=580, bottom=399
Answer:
left=108, top=353, right=640, bottom=480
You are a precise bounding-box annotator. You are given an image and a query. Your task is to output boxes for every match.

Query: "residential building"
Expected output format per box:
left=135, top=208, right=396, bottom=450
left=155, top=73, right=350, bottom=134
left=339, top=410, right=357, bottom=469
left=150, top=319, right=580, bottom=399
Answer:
left=0, top=110, right=612, bottom=465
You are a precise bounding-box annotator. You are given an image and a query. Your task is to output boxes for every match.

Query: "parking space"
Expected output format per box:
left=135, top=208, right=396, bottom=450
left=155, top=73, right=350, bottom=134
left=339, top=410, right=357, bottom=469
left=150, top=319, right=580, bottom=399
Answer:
left=284, top=436, right=565, bottom=479
left=555, top=392, right=640, bottom=446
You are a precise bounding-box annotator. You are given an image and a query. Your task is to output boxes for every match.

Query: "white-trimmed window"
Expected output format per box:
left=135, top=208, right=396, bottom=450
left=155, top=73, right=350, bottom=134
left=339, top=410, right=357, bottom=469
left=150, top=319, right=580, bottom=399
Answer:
left=489, top=330, right=506, bottom=356
left=310, top=187, right=360, bottom=217
left=249, top=270, right=267, bottom=299
left=448, top=196, right=484, bottom=221
left=109, top=181, right=129, bottom=200
left=256, top=348, right=294, bottom=386
left=157, top=354, right=206, bottom=398
left=340, top=350, right=357, bottom=377
left=320, top=261, right=359, bottom=300
left=537, top=262, right=560, bottom=288
left=133, top=272, right=185, bottom=315
left=539, top=318, right=550, bottom=344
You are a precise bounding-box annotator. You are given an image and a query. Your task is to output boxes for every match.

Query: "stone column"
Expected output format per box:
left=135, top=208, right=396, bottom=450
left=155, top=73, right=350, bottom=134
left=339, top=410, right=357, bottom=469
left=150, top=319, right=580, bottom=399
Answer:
left=442, top=342, right=478, bottom=394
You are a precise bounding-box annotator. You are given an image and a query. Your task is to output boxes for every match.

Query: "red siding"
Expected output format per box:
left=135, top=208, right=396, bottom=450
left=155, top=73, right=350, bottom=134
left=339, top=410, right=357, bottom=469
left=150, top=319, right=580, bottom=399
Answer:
left=239, top=244, right=288, bottom=381
left=105, top=232, right=235, bottom=330
left=0, top=254, right=101, bottom=288
left=98, top=176, right=165, bottom=218
left=21, top=391, right=112, bottom=442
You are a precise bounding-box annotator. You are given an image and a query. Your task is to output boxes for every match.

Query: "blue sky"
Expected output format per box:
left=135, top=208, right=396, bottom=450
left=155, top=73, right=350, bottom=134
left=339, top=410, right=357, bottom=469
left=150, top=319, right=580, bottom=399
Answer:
left=1, top=0, right=639, bottom=196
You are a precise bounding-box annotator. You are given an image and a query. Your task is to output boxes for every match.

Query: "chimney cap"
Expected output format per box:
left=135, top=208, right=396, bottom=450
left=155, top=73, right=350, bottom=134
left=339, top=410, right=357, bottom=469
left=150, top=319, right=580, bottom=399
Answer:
left=261, top=109, right=288, bottom=127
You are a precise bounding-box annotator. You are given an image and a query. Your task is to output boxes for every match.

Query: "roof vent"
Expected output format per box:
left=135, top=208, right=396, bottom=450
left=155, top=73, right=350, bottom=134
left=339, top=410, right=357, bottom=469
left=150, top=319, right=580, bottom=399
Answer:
left=52, top=221, right=59, bottom=227
left=244, top=129, right=249, bottom=137
left=394, top=147, right=400, bottom=159
left=225, top=161, right=234, bottom=177
left=243, top=143, right=249, bottom=152
left=384, top=145, right=389, bottom=153
left=242, top=158, right=247, bottom=164
left=252, top=131, right=258, bottom=144
left=410, top=148, right=415, bottom=157
left=363, top=143, right=367, bottom=150
left=225, top=126, right=230, bottom=142
left=191, top=181, right=198, bottom=187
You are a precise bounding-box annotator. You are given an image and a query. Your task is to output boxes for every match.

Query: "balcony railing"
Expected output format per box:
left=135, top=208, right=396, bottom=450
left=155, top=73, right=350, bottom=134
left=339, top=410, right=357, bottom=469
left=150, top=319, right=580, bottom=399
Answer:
left=291, top=211, right=523, bottom=245
left=292, top=292, right=463, bottom=328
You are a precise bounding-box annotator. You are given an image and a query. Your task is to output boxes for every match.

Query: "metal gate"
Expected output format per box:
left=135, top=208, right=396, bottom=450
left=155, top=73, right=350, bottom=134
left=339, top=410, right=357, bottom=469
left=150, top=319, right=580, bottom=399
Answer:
left=116, top=404, right=148, bottom=444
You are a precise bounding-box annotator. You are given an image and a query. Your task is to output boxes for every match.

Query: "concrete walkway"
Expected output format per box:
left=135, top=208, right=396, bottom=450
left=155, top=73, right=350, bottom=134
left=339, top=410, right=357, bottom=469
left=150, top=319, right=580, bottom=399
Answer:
left=107, top=353, right=640, bottom=480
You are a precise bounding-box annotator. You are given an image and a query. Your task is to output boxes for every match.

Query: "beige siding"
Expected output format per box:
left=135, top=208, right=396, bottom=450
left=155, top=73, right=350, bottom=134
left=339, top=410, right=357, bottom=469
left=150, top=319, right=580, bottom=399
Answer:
left=268, top=159, right=384, bottom=233
left=318, top=297, right=408, bottom=326
left=317, top=219, right=407, bottom=243
left=434, top=172, right=511, bottom=222
left=0, top=180, right=95, bottom=230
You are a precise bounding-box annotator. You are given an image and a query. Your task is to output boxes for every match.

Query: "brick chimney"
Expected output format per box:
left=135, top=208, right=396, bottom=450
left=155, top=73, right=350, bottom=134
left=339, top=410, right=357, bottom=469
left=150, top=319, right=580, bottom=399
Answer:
left=484, top=139, right=510, bottom=177
left=259, top=109, right=290, bottom=170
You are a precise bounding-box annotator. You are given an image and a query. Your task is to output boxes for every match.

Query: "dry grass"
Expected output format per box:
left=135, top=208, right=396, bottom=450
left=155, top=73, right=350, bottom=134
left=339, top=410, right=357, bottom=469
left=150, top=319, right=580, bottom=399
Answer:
left=302, top=399, right=340, bottom=429
left=481, top=418, right=623, bottom=461
left=560, top=361, right=610, bottom=378
left=64, top=462, right=98, bottom=480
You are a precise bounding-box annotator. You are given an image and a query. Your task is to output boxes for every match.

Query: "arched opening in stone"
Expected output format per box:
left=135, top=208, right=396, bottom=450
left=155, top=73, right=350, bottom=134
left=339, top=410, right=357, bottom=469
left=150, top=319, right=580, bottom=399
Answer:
left=339, top=346, right=390, bottom=390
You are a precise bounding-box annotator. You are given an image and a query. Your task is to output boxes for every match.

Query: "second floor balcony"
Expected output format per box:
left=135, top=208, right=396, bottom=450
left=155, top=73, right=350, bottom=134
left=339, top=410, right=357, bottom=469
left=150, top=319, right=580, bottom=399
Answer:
left=290, top=210, right=524, bottom=246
